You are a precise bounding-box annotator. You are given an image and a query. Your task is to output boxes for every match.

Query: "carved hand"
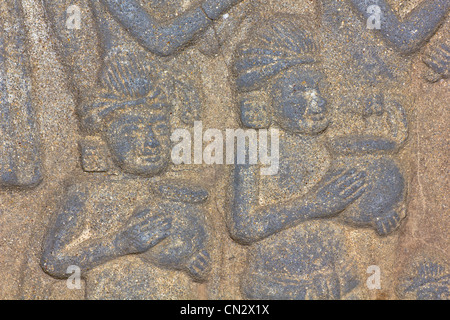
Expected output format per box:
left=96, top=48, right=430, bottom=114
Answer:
left=310, top=168, right=367, bottom=217
left=116, top=208, right=172, bottom=254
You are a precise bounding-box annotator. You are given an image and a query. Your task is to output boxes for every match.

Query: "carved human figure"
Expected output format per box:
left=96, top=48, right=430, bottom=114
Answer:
left=0, top=0, right=42, bottom=188
left=41, top=90, right=213, bottom=298
left=229, top=15, right=366, bottom=299
left=40, top=0, right=245, bottom=298
left=344, top=0, right=450, bottom=82
left=40, top=51, right=213, bottom=300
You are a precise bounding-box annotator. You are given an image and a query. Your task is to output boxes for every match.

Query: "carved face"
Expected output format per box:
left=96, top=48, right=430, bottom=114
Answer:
left=271, top=66, right=329, bottom=135
left=105, top=108, right=171, bottom=176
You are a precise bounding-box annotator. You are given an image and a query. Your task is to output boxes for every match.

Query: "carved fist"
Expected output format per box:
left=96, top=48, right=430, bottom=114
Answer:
left=187, top=249, right=212, bottom=282
left=117, top=208, right=172, bottom=254
left=311, top=169, right=367, bottom=217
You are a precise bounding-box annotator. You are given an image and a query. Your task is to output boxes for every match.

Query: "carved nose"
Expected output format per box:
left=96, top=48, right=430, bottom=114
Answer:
left=144, top=127, right=160, bottom=149
left=310, top=96, right=327, bottom=114
left=316, top=97, right=327, bottom=112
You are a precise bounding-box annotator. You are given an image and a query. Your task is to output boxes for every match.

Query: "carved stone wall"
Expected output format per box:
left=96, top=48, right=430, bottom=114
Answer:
left=0, top=0, right=448, bottom=300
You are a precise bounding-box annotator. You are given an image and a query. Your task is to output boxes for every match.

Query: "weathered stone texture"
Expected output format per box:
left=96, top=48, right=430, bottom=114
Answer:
left=0, top=0, right=448, bottom=300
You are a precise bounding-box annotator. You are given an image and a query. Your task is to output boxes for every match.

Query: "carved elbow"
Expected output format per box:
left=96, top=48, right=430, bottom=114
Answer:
left=227, top=216, right=260, bottom=245
left=40, top=250, right=69, bottom=279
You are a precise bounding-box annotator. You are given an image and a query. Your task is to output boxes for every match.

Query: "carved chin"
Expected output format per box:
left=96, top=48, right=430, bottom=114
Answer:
left=308, top=119, right=329, bottom=134
left=119, top=157, right=169, bottom=176
left=295, top=119, right=329, bottom=135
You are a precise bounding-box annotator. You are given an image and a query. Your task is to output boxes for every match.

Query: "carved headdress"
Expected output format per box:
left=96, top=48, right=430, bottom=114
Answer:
left=77, top=51, right=169, bottom=134
left=233, top=15, right=320, bottom=92
left=78, top=50, right=202, bottom=134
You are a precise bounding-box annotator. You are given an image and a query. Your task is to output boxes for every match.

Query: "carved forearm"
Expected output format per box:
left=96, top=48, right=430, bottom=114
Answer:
left=41, top=233, right=126, bottom=279
left=101, top=0, right=212, bottom=56
left=349, top=0, right=450, bottom=54
left=230, top=165, right=317, bottom=244
left=40, top=188, right=127, bottom=278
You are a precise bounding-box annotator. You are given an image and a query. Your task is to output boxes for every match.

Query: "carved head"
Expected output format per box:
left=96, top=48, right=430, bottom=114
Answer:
left=271, top=66, right=329, bottom=134
left=233, top=15, right=328, bottom=135
left=105, top=106, right=171, bottom=176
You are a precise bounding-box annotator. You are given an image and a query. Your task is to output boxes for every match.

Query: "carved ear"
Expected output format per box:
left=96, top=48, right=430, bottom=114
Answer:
left=423, top=38, right=450, bottom=82
left=79, top=136, right=110, bottom=173
left=239, top=91, right=272, bottom=129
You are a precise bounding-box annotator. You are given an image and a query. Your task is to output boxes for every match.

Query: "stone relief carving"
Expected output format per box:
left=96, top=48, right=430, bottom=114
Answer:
left=423, top=37, right=450, bottom=82
left=227, top=0, right=448, bottom=299
left=38, top=0, right=246, bottom=299
left=397, top=256, right=450, bottom=300
left=0, top=0, right=42, bottom=189
left=3, top=0, right=444, bottom=300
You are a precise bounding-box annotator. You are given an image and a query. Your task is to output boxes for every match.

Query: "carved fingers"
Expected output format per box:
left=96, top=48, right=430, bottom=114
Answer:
left=187, top=249, right=212, bottom=282
left=120, top=208, right=172, bottom=254
left=313, top=168, right=367, bottom=216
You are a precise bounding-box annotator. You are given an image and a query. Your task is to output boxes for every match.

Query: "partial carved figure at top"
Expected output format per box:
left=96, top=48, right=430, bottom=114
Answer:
left=40, top=57, right=213, bottom=298
left=99, top=0, right=244, bottom=56
left=0, top=0, right=42, bottom=189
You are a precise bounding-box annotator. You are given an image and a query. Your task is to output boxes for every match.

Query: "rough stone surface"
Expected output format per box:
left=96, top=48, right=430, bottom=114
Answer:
left=0, top=0, right=448, bottom=300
